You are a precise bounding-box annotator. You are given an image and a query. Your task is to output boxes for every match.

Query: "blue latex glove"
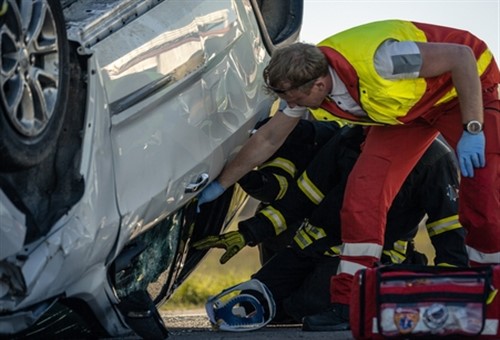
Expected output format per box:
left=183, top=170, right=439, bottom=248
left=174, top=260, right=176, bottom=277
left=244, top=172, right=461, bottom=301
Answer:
left=197, top=180, right=225, bottom=212
left=456, top=131, right=485, bottom=178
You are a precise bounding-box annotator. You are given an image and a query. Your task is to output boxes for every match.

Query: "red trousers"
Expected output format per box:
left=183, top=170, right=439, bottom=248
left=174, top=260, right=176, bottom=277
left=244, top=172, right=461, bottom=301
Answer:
left=331, top=88, right=500, bottom=305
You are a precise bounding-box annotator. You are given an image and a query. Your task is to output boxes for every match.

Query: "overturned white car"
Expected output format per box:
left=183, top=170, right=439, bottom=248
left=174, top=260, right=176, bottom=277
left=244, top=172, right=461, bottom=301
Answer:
left=0, top=0, right=302, bottom=337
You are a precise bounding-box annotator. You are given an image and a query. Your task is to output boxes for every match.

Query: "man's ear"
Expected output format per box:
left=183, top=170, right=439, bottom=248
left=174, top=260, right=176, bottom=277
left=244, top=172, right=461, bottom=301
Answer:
left=315, top=74, right=332, bottom=94
left=313, top=77, right=327, bottom=93
left=315, top=79, right=325, bottom=89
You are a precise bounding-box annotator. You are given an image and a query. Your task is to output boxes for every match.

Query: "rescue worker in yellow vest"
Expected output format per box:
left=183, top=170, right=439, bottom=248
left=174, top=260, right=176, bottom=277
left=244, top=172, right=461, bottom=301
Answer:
left=195, top=124, right=467, bottom=330
left=196, top=20, right=500, bottom=330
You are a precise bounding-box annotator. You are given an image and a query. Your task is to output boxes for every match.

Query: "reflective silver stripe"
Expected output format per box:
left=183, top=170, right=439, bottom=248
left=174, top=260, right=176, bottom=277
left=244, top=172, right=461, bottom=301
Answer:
left=260, top=157, right=296, bottom=178
left=273, top=174, right=288, bottom=200
left=426, top=215, right=461, bottom=236
left=372, top=318, right=379, bottom=334
left=481, top=319, right=499, bottom=335
left=467, top=246, right=500, bottom=264
left=343, top=242, right=383, bottom=257
left=337, top=259, right=367, bottom=276
left=391, top=54, right=422, bottom=75
left=260, top=206, right=287, bottom=235
left=297, top=171, right=324, bottom=205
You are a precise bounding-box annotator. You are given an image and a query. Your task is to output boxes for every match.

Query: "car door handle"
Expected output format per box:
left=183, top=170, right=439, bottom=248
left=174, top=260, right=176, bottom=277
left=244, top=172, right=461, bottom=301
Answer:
left=185, top=173, right=210, bottom=193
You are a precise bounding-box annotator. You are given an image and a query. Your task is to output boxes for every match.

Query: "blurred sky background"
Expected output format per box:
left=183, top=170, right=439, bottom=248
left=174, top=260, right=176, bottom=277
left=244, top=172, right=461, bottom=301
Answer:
left=300, top=0, right=500, bottom=60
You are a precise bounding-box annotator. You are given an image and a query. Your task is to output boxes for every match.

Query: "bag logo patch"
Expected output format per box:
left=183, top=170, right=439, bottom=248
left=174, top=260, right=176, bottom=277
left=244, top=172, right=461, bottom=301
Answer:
left=394, top=307, right=420, bottom=334
left=423, top=303, right=449, bottom=330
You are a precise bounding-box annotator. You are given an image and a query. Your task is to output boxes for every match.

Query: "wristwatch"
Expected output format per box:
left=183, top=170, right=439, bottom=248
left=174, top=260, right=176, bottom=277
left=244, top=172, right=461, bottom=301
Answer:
left=463, top=120, right=483, bottom=134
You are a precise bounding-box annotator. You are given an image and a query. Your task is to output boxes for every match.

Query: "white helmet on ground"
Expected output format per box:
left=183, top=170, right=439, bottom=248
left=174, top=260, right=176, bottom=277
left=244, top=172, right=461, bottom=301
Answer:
left=205, top=279, right=276, bottom=332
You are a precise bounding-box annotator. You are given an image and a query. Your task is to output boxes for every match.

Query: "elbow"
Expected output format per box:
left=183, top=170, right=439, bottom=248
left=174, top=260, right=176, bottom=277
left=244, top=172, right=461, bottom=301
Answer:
left=454, top=45, right=476, bottom=66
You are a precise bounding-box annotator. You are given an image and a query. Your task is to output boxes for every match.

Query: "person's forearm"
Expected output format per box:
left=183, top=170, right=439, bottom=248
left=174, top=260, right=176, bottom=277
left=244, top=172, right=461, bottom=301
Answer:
left=217, top=112, right=300, bottom=189
left=450, top=47, right=483, bottom=124
left=217, top=133, right=282, bottom=188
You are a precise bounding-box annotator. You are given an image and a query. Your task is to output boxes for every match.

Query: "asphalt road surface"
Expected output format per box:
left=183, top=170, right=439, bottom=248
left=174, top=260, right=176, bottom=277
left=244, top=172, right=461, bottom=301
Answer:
left=160, top=309, right=354, bottom=339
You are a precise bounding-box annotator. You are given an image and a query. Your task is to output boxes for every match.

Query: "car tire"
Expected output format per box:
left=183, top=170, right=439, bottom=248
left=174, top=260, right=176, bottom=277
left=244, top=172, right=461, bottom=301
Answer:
left=0, top=0, right=70, bottom=171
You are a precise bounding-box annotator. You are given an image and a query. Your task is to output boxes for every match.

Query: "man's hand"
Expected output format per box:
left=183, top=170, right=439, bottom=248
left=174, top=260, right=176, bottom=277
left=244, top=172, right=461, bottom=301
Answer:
left=192, top=231, right=247, bottom=264
left=456, top=131, right=485, bottom=177
left=197, top=180, right=225, bottom=212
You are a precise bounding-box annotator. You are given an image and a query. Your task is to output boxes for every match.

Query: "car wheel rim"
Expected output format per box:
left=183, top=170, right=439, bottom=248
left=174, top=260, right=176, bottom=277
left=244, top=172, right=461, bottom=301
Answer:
left=0, top=0, right=59, bottom=138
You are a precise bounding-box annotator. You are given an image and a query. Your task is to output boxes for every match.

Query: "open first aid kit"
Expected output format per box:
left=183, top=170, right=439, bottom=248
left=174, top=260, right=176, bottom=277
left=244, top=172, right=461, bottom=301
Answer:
left=350, top=265, right=500, bottom=339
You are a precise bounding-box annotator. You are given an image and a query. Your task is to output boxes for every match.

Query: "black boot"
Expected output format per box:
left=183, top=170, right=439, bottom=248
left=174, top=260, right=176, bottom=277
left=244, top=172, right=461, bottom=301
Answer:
left=302, top=303, right=350, bottom=331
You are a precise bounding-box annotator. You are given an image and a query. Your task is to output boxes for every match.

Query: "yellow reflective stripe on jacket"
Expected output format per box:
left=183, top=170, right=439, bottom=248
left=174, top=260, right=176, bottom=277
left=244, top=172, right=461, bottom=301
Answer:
left=260, top=157, right=296, bottom=178
left=303, top=221, right=327, bottom=240
left=435, top=262, right=457, bottom=267
left=393, top=240, right=408, bottom=254
left=293, top=221, right=327, bottom=249
left=383, top=240, right=410, bottom=264
left=323, top=245, right=342, bottom=257
left=297, top=171, right=324, bottom=205
left=383, top=249, right=407, bottom=264
left=293, top=229, right=313, bottom=250
left=318, top=20, right=427, bottom=125
left=384, top=240, right=408, bottom=264
left=426, top=215, right=461, bottom=237
left=259, top=206, right=287, bottom=236
left=273, top=174, right=289, bottom=200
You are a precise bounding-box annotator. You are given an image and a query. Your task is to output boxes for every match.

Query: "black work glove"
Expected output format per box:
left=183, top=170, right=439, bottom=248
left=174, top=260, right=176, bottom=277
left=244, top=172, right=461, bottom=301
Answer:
left=192, top=231, right=247, bottom=264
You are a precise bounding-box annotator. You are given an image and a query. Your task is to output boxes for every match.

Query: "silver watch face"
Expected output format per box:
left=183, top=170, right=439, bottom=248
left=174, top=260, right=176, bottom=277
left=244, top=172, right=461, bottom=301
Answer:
left=466, top=120, right=483, bottom=134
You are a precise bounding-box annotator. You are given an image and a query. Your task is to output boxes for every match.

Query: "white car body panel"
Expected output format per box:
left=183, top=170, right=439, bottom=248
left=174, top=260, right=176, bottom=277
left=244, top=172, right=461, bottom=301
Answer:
left=89, top=0, right=269, bottom=237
